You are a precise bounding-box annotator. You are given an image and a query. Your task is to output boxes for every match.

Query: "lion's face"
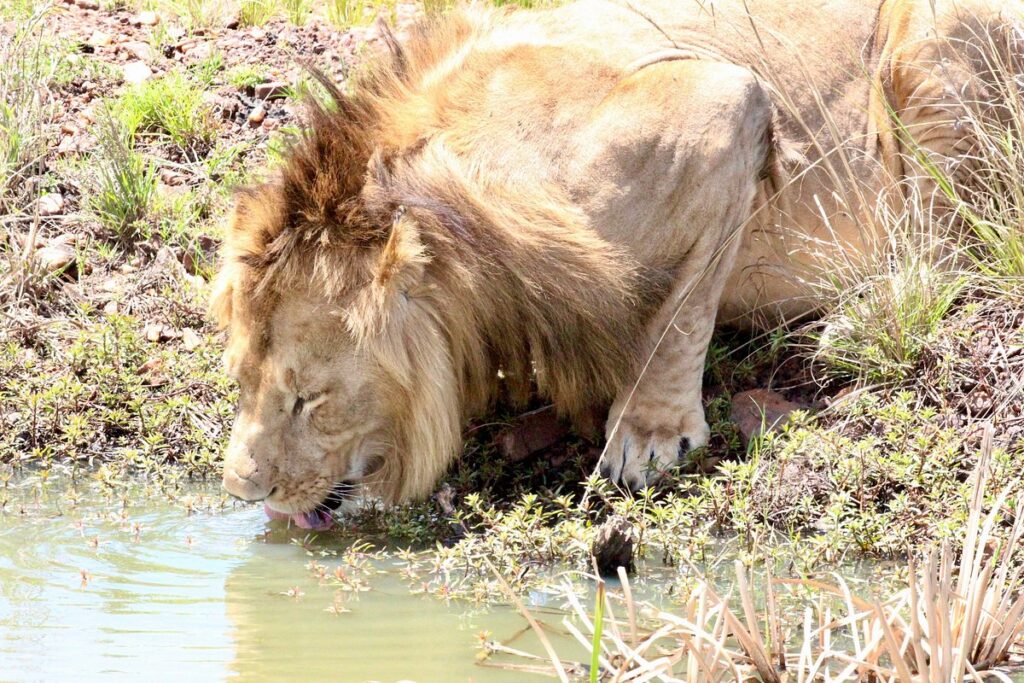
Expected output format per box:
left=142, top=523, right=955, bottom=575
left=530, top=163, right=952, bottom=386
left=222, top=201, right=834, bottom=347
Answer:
left=212, top=187, right=466, bottom=524
left=220, top=290, right=397, bottom=523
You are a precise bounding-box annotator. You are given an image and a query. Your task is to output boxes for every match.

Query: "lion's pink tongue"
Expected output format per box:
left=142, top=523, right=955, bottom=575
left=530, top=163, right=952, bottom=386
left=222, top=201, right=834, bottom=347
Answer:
left=263, top=504, right=334, bottom=530
left=264, top=504, right=290, bottom=521
left=292, top=509, right=334, bottom=530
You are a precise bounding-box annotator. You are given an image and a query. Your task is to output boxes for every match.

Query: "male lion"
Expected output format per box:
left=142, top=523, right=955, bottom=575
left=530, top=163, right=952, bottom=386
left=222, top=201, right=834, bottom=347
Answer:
left=212, top=0, right=1022, bottom=527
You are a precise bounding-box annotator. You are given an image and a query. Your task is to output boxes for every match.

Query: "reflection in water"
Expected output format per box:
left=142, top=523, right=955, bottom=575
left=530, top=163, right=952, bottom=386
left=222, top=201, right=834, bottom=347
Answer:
left=0, top=479, right=541, bottom=682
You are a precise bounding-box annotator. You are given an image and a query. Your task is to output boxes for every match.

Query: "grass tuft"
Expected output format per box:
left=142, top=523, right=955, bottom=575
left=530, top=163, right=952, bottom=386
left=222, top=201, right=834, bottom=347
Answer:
left=113, top=72, right=216, bottom=158
left=89, top=118, right=158, bottom=241
left=238, top=0, right=277, bottom=26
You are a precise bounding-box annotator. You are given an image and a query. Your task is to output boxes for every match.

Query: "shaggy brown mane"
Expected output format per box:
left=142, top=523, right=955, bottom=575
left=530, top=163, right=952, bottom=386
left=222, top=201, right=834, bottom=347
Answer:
left=215, top=8, right=670, bottom=425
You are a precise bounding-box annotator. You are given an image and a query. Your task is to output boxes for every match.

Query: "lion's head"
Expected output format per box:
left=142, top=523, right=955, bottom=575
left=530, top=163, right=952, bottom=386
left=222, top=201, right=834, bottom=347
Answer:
left=211, top=79, right=475, bottom=527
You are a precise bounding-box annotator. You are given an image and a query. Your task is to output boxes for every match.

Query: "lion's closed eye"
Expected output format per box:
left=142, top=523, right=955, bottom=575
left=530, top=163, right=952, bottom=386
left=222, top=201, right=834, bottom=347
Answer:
left=292, top=392, right=328, bottom=417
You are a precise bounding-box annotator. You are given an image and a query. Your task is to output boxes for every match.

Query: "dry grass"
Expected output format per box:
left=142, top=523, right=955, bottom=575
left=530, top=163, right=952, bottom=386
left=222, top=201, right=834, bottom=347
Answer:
left=499, top=425, right=1023, bottom=681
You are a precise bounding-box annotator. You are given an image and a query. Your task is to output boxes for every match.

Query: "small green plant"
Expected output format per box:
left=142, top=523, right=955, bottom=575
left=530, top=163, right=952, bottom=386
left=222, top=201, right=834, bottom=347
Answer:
left=421, top=0, right=451, bottom=15
left=225, top=64, right=266, bottom=90
left=113, top=72, right=216, bottom=158
left=325, top=0, right=370, bottom=27
left=188, top=49, right=224, bottom=86
left=170, top=0, right=223, bottom=29
left=89, top=118, right=157, bottom=241
left=238, top=0, right=276, bottom=26
left=281, top=0, right=309, bottom=25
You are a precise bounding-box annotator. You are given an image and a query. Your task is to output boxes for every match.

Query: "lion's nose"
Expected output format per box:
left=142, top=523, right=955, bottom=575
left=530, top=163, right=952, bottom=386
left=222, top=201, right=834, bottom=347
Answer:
left=222, top=445, right=275, bottom=502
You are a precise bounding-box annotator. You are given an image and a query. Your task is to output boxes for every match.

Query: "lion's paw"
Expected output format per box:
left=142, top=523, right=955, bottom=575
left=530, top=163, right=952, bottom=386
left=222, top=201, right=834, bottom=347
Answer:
left=598, top=417, right=710, bottom=491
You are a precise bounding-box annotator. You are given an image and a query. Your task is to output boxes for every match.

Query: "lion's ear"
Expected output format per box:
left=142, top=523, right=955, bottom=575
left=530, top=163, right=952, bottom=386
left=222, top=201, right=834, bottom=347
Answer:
left=347, top=210, right=430, bottom=342
left=375, top=209, right=428, bottom=294
left=209, top=266, right=234, bottom=330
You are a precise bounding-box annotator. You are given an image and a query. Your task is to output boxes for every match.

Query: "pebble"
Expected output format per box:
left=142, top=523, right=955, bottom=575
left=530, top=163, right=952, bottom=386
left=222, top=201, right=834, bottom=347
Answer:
left=181, top=328, right=202, bottom=352
left=34, top=245, right=77, bottom=278
left=254, top=81, right=289, bottom=100
left=123, top=61, right=153, bottom=84
left=247, top=103, right=266, bottom=126
left=86, top=31, right=112, bottom=47
left=121, top=41, right=156, bottom=62
left=37, top=193, right=65, bottom=217
left=130, top=11, right=160, bottom=26
left=74, top=0, right=99, bottom=9
left=730, top=388, right=809, bottom=446
left=184, top=42, right=213, bottom=61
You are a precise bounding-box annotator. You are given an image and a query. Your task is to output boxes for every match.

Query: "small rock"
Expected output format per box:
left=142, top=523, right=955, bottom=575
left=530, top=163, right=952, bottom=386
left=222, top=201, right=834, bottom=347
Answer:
left=250, top=27, right=266, bottom=40
left=143, top=324, right=179, bottom=343
left=74, top=0, right=99, bottom=9
left=103, top=300, right=119, bottom=315
left=123, top=61, right=153, bottom=84
left=136, top=357, right=164, bottom=375
left=181, top=328, right=202, bottom=351
left=86, top=31, right=112, bottom=47
left=495, top=407, right=569, bottom=463
left=34, top=245, right=77, bottom=278
left=159, top=169, right=184, bottom=186
left=591, top=515, right=636, bottom=577
left=183, top=41, right=212, bottom=61
left=60, top=123, right=78, bottom=136
left=56, top=135, right=85, bottom=156
left=130, top=11, right=160, bottom=26
left=166, top=25, right=187, bottom=40
left=730, top=389, right=809, bottom=446
left=121, top=41, right=156, bottom=62
left=36, top=193, right=65, bottom=217
left=254, top=81, right=289, bottom=101
left=247, top=103, right=266, bottom=126
left=203, top=92, right=239, bottom=119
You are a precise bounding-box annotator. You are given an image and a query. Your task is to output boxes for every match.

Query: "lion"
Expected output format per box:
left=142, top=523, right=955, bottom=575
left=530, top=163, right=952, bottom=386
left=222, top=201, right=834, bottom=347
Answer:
left=211, top=0, right=1022, bottom=527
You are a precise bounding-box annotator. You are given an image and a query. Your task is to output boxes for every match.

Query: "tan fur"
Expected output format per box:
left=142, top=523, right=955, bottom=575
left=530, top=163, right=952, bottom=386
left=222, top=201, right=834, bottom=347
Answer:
left=214, top=0, right=1021, bottom=507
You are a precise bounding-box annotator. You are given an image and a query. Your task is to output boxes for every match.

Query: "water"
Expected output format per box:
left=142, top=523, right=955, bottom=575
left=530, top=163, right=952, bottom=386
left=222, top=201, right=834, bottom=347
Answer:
left=0, top=476, right=568, bottom=682
left=2, top=475, right=1022, bottom=683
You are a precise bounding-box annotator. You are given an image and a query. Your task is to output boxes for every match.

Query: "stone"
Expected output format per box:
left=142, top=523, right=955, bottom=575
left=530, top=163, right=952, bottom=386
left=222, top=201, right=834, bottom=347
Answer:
left=136, top=357, right=164, bottom=375
left=74, top=0, right=99, bottom=9
left=36, top=193, right=64, bottom=217
left=246, top=103, right=266, bottom=126
left=123, top=61, right=153, bottom=84
left=591, top=515, right=635, bottom=577
left=121, top=41, right=155, bottom=62
left=181, top=328, right=202, bottom=352
left=495, top=407, right=569, bottom=462
left=130, top=11, right=160, bottom=26
left=86, top=31, right=112, bottom=47
left=143, top=324, right=179, bottom=343
left=730, top=389, right=809, bottom=446
left=183, top=41, right=212, bottom=61
left=34, top=245, right=77, bottom=278
left=254, top=81, right=289, bottom=101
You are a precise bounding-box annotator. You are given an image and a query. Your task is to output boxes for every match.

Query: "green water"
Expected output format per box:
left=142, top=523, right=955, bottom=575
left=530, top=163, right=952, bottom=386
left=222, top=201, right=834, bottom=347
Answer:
left=2, top=475, right=1022, bottom=683
left=0, top=476, right=571, bottom=682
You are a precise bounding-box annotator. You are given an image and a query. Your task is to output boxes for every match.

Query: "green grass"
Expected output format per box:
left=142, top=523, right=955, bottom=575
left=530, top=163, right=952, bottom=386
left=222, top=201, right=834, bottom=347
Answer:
left=238, top=0, right=276, bottom=26
left=112, top=72, right=216, bottom=157
left=281, top=0, right=309, bottom=25
left=0, top=12, right=53, bottom=214
left=225, top=64, right=267, bottom=90
left=89, top=118, right=158, bottom=241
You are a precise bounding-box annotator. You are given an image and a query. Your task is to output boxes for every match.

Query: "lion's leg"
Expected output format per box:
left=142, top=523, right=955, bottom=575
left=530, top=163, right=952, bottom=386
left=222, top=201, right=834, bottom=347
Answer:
left=568, top=60, right=778, bottom=490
